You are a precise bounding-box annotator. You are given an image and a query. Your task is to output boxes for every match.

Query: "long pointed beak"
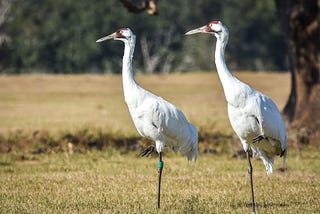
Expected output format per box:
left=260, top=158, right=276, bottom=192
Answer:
left=96, top=33, right=115, bottom=43
left=185, top=26, right=206, bottom=35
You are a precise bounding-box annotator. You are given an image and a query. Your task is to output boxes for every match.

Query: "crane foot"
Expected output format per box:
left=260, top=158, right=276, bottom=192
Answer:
left=138, top=145, right=155, bottom=157
left=252, top=134, right=266, bottom=143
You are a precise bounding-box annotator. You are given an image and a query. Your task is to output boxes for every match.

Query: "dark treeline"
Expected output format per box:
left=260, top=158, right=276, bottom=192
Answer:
left=0, top=0, right=287, bottom=74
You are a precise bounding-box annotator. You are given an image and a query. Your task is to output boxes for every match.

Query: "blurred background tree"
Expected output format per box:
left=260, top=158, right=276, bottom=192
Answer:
left=275, top=0, right=319, bottom=144
left=0, top=0, right=286, bottom=73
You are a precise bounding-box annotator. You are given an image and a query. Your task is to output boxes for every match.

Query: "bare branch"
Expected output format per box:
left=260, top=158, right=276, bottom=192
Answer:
left=141, top=36, right=164, bottom=73
left=140, top=27, right=177, bottom=73
left=0, top=0, right=11, bottom=25
left=0, top=0, right=11, bottom=44
left=119, top=0, right=158, bottom=15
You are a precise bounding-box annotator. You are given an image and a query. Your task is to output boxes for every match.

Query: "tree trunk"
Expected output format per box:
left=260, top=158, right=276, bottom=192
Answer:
left=275, top=0, right=320, bottom=144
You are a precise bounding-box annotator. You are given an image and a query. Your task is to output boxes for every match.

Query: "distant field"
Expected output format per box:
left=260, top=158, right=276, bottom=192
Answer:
left=0, top=72, right=290, bottom=136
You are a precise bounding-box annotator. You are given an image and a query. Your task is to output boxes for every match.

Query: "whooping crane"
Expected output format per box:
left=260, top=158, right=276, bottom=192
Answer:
left=96, top=28, right=198, bottom=209
left=185, top=21, right=287, bottom=214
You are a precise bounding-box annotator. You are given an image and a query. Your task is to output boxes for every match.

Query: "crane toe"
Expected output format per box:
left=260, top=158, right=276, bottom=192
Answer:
left=252, top=134, right=266, bottom=143
left=138, top=145, right=156, bottom=157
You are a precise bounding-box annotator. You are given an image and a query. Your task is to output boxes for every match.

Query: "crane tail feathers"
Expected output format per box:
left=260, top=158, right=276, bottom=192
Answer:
left=252, top=147, right=274, bottom=175
left=265, top=163, right=273, bottom=175
left=181, top=123, right=198, bottom=161
left=185, top=149, right=198, bottom=161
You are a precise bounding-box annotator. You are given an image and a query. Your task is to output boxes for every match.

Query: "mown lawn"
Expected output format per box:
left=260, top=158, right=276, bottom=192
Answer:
left=0, top=149, right=319, bottom=213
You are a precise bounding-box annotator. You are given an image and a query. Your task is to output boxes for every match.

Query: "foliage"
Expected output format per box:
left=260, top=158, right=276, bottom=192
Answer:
left=0, top=0, right=286, bottom=73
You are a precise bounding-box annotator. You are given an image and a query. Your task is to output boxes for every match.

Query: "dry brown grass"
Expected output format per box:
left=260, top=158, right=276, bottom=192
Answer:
left=1, top=72, right=320, bottom=213
left=0, top=72, right=290, bottom=136
left=0, top=149, right=319, bottom=213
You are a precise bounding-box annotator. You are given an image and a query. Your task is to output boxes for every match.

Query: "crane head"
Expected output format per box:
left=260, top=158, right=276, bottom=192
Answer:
left=96, top=28, right=135, bottom=43
left=185, top=21, right=228, bottom=39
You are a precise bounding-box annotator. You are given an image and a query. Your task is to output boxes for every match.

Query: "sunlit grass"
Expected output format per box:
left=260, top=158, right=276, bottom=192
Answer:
left=0, top=149, right=319, bottom=213
left=1, top=72, right=319, bottom=213
left=0, top=72, right=290, bottom=136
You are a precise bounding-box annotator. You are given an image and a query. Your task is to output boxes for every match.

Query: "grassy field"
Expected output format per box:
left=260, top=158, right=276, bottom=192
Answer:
left=0, top=72, right=290, bottom=136
left=0, top=149, right=319, bottom=213
left=1, top=72, right=319, bottom=213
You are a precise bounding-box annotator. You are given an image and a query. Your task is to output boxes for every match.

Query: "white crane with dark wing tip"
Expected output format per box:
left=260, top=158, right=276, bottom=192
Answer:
left=185, top=21, right=287, bottom=214
left=96, top=28, right=198, bottom=209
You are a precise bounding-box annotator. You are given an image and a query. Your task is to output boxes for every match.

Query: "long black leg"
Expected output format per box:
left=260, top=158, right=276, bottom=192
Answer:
left=247, top=150, right=256, bottom=214
left=157, top=152, right=163, bottom=209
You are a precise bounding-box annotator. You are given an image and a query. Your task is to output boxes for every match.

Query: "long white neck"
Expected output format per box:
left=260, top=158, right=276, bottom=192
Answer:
left=214, top=32, right=238, bottom=101
left=122, top=35, right=139, bottom=102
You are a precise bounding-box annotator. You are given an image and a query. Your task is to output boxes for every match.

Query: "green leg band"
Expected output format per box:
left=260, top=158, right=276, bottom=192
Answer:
left=158, top=161, right=164, bottom=168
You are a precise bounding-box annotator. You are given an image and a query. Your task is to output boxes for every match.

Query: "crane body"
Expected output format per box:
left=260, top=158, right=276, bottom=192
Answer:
left=117, top=28, right=198, bottom=160
left=97, top=28, right=198, bottom=209
left=186, top=21, right=287, bottom=214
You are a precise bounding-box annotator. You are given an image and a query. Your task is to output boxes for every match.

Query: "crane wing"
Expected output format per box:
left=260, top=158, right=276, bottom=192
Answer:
left=151, top=97, right=198, bottom=160
left=151, top=97, right=195, bottom=144
left=254, top=93, right=287, bottom=150
left=129, top=93, right=197, bottom=157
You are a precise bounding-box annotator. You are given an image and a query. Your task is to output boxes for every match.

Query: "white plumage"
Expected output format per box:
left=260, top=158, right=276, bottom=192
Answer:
left=185, top=20, right=286, bottom=173
left=96, top=28, right=198, bottom=160
left=96, top=28, right=198, bottom=209
left=128, top=95, right=198, bottom=160
left=186, top=20, right=287, bottom=213
left=227, top=89, right=287, bottom=174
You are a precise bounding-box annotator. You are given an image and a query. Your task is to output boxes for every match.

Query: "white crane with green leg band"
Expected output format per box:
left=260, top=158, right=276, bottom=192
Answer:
left=96, top=28, right=198, bottom=209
